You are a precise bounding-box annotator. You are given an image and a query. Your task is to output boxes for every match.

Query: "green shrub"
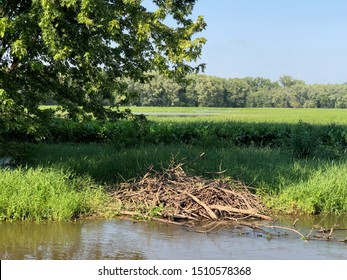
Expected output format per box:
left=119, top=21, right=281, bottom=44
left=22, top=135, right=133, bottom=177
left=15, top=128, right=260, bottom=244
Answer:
left=2, top=116, right=347, bottom=158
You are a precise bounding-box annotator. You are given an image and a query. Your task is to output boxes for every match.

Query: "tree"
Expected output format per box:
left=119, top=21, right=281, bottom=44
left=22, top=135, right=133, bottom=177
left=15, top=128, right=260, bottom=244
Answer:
left=130, top=73, right=183, bottom=106
left=278, top=75, right=304, bottom=88
left=224, top=78, right=249, bottom=107
left=186, top=75, right=225, bottom=107
left=0, top=0, right=206, bottom=127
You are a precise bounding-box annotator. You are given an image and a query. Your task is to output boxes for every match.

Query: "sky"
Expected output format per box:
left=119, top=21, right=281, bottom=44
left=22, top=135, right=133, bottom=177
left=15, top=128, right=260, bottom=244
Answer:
left=188, top=0, right=347, bottom=84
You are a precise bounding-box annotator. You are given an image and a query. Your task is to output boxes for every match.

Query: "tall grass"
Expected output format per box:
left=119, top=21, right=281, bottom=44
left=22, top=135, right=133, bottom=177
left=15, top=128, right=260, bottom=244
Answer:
left=27, top=143, right=347, bottom=214
left=0, top=167, right=107, bottom=221
left=265, top=164, right=347, bottom=214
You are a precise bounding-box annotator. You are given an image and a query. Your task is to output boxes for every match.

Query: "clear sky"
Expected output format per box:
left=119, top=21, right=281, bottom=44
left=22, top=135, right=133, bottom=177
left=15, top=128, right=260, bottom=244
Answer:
left=190, top=0, right=347, bottom=84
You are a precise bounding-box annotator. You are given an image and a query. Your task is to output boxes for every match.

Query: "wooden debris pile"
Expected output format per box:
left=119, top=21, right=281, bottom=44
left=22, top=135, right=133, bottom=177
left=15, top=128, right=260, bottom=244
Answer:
left=113, top=163, right=271, bottom=222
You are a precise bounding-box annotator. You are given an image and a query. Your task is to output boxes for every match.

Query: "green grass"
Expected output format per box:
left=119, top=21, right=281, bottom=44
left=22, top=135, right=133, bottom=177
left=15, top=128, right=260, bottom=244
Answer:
left=0, top=167, right=108, bottom=221
left=126, top=107, right=347, bottom=124
left=28, top=143, right=294, bottom=184
left=40, top=105, right=347, bottom=124
left=266, top=163, right=347, bottom=214
left=26, top=143, right=347, bottom=215
left=4, top=106, right=347, bottom=218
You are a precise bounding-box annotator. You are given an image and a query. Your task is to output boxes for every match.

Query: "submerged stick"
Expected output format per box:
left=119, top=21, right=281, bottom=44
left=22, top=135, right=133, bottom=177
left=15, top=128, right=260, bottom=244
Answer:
left=261, top=225, right=306, bottom=239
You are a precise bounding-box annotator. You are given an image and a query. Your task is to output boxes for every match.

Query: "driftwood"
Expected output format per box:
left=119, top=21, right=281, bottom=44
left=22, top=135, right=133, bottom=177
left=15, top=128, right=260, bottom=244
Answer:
left=112, top=163, right=271, bottom=222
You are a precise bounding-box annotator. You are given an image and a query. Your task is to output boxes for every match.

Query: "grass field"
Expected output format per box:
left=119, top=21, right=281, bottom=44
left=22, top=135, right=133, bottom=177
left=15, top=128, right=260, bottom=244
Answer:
left=40, top=106, right=347, bottom=124
left=126, top=107, right=347, bottom=124
left=2, top=107, right=347, bottom=220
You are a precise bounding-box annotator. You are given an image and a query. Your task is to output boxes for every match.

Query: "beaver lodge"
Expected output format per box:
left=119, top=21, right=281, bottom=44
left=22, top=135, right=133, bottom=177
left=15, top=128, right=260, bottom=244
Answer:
left=111, top=163, right=272, bottom=224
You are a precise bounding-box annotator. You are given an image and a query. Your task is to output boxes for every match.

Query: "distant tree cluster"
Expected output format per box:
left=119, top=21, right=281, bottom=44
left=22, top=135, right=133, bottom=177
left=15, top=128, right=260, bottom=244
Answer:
left=120, top=74, right=347, bottom=108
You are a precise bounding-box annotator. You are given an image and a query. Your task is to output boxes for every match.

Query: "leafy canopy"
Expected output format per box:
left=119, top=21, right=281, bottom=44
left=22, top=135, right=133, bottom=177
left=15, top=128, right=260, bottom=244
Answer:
left=0, top=0, right=206, bottom=128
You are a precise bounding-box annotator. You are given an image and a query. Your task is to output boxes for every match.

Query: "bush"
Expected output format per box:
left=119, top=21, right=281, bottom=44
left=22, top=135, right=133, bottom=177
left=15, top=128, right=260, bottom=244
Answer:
left=2, top=117, right=347, bottom=158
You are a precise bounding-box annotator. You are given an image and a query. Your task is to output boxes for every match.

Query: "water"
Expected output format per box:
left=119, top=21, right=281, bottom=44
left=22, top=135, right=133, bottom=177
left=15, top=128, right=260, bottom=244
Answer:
left=1, top=216, right=346, bottom=260
left=135, top=112, right=214, bottom=117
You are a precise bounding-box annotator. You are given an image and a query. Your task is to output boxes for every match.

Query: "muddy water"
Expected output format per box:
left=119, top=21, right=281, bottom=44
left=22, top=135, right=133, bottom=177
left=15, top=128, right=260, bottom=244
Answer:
left=1, top=216, right=346, bottom=260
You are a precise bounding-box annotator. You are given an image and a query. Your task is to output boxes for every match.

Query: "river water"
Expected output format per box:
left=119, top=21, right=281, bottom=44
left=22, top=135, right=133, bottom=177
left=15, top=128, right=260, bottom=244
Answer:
left=1, top=215, right=346, bottom=260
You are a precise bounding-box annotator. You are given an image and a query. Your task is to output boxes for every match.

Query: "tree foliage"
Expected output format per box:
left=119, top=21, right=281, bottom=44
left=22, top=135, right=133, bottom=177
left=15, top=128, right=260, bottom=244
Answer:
left=121, top=74, right=347, bottom=108
left=0, top=0, right=206, bottom=128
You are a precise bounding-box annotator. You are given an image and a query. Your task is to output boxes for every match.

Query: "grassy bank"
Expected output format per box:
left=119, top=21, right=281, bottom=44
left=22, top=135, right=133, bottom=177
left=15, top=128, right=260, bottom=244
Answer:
left=24, top=143, right=347, bottom=215
left=2, top=143, right=347, bottom=220
left=0, top=167, right=108, bottom=221
left=266, top=163, right=347, bottom=214
left=1, top=107, right=347, bottom=221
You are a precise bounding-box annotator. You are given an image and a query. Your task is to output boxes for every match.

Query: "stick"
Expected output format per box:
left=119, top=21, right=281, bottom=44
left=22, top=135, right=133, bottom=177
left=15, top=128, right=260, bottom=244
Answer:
left=185, top=192, right=219, bottom=220
left=151, top=217, right=184, bottom=225
left=261, top=225, right=306, bottom=239
left=220, top=189, right=253, bottom=210
left=209, top=204, right=272, bottom=220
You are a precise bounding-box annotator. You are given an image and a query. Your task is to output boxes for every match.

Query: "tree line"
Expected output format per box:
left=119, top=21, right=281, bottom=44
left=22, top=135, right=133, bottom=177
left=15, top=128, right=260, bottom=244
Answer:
left=118, top=74, right=347, bottom=108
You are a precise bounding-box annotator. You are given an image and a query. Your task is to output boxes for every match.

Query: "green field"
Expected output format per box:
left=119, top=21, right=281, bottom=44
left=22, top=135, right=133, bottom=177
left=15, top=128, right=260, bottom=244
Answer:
left=40, top=106, right=347, bottom=124
left=1, top=107, right=347, bottom=220
left=126, top=107, right=347, bottom=124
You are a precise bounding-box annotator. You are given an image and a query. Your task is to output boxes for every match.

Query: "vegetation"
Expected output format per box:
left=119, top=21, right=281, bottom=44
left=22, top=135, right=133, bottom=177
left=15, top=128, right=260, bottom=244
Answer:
left=1, top=110, right=346, bottom=220
left=2, top=2, right=345, bottom=223
left=24, top=143, right=347, bottom=216
left=0, top=0, right=206, bottom=129
left=118, top=73, right=347, bottom=108
left=3, top=109, right=346, bottom=158
left=266, top=163, right=347, bottom=214
left=129, top=107, right=347, bottom=124
left=1, top=107, right=347, bottom=220
left=0, top=167, right=107, bottom=221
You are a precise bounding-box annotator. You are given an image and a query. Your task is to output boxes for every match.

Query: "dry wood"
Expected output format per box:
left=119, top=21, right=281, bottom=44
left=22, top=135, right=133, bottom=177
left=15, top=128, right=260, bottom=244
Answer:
left=292, top=218, right=299, bottom=227
left=111, top=162, right=271, bottom=222
left=209, top=204, right=272, bottom=221
left=184, top=192, right=218, bottom=220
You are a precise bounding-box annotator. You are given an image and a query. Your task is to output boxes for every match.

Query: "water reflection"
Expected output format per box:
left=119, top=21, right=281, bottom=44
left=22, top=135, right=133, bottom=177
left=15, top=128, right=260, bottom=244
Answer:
left=1, top=216, right=346, bottom=260
left=0, top=221, right=84, bottom=259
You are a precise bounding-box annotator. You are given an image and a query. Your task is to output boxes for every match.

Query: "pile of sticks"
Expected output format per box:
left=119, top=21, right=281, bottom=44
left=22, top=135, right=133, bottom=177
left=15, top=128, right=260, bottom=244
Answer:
left=112, top=163, right=271, bottom=222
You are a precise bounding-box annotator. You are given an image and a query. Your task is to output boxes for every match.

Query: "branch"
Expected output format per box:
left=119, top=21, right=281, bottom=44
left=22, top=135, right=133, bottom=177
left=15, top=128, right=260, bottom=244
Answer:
left=261, top=225, right=306, bottom=239
left=185, top=192, right=218, bottom=220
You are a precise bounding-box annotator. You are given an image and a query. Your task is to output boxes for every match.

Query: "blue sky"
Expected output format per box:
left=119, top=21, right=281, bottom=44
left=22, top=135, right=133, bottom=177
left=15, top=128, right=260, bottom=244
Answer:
left=189, top=0, right=347, bottom=84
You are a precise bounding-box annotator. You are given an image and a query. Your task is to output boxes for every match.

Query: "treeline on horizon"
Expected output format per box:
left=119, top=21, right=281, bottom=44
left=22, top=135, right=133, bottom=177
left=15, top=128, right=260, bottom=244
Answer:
left=112, top=73, right=347, bottom=108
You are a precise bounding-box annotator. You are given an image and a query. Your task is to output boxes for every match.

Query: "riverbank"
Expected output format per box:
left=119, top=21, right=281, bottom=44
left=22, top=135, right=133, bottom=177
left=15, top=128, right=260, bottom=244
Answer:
left=1, top=108, right=347, bottom=221
left=1, top=142, right=347, bottom=222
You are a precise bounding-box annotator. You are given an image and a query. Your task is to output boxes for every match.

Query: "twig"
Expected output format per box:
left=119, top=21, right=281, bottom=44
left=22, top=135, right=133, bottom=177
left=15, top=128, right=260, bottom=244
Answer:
left=261, top=225, right=306, bottom=239
left=292, top=218, right=299, bottom=227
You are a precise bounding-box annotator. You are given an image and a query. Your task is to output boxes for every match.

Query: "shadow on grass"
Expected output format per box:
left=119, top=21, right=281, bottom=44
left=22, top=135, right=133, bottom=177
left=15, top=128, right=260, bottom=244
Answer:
left=26, top=143, right=347, bottom=194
